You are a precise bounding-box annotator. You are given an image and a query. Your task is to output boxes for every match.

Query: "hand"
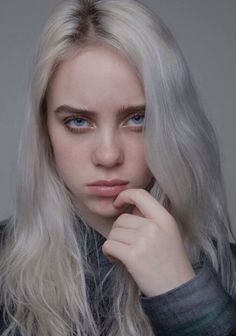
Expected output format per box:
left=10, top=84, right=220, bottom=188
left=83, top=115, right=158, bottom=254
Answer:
left=102, top=188, right=196, bottom=297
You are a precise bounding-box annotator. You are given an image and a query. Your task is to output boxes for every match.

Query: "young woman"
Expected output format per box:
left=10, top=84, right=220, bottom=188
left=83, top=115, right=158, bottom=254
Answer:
left=0, top=0, right=235, bottom=335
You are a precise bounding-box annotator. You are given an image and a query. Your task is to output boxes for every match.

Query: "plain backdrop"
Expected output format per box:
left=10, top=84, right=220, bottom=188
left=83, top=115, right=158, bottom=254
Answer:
left=0, top=0, right=235, bottom=240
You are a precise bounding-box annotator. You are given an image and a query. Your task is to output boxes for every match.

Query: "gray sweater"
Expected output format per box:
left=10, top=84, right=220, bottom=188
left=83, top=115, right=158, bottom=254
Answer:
left=0, top=216, right=236, bottom=335
left=86, top=222, right=236, bottom=336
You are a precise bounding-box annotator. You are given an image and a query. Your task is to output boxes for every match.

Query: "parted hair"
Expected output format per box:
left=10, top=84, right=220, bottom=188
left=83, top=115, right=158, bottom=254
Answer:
left=0, top=0, right=235, bottom=335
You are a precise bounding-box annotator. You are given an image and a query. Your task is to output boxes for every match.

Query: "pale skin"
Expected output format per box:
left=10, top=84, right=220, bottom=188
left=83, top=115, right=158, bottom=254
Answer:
left=47, top=44, right=196, bottom=298
left=103, top=188, right=196, bottom=297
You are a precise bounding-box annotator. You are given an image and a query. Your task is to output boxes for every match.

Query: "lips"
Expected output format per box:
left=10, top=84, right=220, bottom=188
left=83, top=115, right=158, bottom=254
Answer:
left=86, top=180, right=129, bottom=197
left=87, top=179, right=129, bottom=186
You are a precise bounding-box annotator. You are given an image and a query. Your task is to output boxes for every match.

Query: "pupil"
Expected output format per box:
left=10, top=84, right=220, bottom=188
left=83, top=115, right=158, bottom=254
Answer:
left=133, top=115, right=143, bottom=123
left=75, top=119, right=83, bottom=124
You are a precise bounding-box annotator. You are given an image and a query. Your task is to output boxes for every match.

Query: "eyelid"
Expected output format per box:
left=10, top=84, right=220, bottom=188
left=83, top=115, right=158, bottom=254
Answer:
left=64, top=111, right=145, bottom=123
left=63, top=112, right=145, bottom=133
left=63, top=114, right=92, bottom=125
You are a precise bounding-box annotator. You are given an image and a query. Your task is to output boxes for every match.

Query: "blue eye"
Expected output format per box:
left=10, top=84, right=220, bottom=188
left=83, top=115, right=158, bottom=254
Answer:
left=63, top=117, right=89, bottom=134
left=65, top=118, right=89, bottom=132
left=129, top=114, right=144, bottom=125
left=64, top=113, right=144, bottom=134
left=70, top=118, right=87, bottom=127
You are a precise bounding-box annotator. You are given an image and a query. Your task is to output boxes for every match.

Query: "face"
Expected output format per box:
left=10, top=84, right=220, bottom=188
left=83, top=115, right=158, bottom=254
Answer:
left=47, top=44, right=153, bottom=226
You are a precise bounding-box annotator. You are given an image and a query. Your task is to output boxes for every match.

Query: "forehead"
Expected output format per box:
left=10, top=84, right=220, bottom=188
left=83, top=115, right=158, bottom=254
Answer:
left=47, top=45, right=145, bottom=112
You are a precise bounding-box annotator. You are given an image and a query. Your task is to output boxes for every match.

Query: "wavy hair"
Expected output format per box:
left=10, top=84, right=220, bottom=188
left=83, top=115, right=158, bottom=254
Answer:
left=0, top=0, right=235, bottom=335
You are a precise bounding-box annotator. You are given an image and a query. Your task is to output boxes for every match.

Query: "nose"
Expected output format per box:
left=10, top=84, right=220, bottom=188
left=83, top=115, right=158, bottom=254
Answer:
left=92, top=131, right=124, bottom=168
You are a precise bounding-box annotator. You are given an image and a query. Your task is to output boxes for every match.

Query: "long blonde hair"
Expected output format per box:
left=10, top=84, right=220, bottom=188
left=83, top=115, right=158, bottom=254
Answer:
left=0, top=0, right=235, bottom=335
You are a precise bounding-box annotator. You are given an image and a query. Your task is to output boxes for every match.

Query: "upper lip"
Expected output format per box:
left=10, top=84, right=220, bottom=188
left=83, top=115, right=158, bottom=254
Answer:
left=87, top=179, right=129, bottom=186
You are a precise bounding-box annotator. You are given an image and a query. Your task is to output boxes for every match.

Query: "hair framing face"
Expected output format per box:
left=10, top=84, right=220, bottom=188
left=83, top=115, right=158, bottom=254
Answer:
left=0, top=1, right=235, bottom=335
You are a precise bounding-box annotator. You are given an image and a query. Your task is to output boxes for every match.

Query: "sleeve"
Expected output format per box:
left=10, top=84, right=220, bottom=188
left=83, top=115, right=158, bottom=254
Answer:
left=139, top=259, right=236, bottom=336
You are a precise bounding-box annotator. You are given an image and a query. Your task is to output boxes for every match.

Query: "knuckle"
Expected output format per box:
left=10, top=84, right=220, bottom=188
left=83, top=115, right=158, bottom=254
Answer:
left=136, top=188, right=146, bottom=197
left=113, top=213, right=131, bottom=228
left=102, top=240, right=110, bottom=253
left=163, top=215, right=178, bottom=232
left=109, top=227, right=120, bottom=238
left=119, top=213, right=130, bottom=221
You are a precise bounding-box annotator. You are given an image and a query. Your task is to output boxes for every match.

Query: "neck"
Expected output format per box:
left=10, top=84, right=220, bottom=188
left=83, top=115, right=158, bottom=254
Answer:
left=74, top=207, right=117, bottom=238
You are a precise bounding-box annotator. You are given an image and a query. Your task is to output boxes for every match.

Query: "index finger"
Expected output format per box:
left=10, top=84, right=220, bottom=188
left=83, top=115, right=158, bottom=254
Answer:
left=113, top=188, right=171, bottom=223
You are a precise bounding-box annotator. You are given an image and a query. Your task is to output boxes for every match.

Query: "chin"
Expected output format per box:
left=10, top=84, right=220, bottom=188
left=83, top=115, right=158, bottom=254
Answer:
left=88, top=198, right=124, bottom=218
left=92, top=203, right=123, bottom=218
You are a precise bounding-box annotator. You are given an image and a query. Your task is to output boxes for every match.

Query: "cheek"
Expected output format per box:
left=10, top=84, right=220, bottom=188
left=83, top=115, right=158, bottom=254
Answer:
left=48, top=119, right=82, bottom=161
left=52, top=145, right=89, bottom=194
left=53, top=144, right=87, bottom=175
left=127, top=138, right=145, bottom=164
left=48, top=129, right=86, bottom=179
left=127, top=140, right=152, bottom=177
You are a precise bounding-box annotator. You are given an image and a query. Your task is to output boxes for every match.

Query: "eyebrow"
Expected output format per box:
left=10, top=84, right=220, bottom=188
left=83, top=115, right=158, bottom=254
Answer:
left=53, top=104, right=146, bottom=118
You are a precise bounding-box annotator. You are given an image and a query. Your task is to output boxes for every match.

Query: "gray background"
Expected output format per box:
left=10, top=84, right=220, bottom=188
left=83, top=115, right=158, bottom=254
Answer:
left=0, top=1, right=235, bottom=240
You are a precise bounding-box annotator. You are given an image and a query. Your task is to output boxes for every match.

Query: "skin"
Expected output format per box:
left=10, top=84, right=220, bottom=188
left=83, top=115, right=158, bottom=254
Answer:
left=47, top=44, right=196, bottom=297
left=47, top=44, right=154, bottom=237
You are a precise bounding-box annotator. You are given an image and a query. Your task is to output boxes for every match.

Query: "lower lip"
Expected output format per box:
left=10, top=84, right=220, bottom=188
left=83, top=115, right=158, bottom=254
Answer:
left=87, top=184, right=128, bottom=197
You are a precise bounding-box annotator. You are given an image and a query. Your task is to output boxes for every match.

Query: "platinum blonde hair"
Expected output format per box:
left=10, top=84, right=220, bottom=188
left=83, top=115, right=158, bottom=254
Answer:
left=0, top=0, right=235, bottom=335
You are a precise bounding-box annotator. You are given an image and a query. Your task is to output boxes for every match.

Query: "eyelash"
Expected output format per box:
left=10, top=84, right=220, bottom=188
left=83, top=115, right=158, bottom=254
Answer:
left=63, top=113, right=145, bottom=134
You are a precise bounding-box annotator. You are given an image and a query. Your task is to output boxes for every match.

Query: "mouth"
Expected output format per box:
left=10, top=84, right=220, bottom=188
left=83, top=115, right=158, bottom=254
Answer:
left=86, top=183, right=129, bottom=197
left=87, top=179, right=129, bottom=186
